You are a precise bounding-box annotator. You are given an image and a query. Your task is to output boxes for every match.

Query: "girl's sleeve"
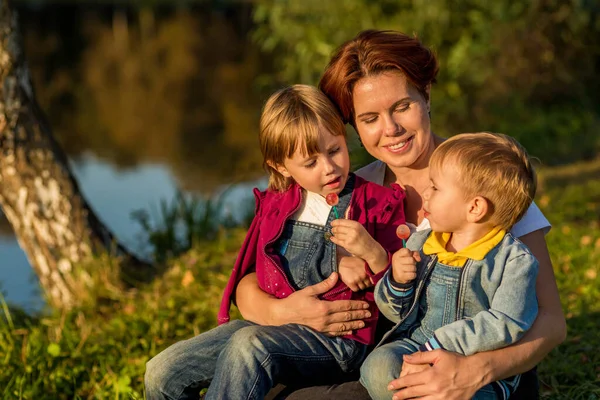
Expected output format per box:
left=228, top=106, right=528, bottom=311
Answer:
left=217, top=189, right=264, bottom=324
left=368, top=184, right=406, bottom=283
left=375, top=183, right=406, bottom=253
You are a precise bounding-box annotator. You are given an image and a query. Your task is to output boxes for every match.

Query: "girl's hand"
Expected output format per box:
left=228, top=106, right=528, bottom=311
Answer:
left=391, top=248, right=421, bottom=284
left=274, top=272, right=372, bottom=336
left=330, top=219, right=388, bottom=272
left=388, top=349, right=484, bottom=400
left=337, top=253, right=372, bottom=292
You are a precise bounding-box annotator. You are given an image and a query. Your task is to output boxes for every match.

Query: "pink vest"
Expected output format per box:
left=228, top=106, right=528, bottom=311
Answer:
left=218, top=175, right=405, bottom=345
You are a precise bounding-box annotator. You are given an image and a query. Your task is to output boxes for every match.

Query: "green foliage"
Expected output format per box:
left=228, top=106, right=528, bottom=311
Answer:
left=252, top=0, right=600, bottom=165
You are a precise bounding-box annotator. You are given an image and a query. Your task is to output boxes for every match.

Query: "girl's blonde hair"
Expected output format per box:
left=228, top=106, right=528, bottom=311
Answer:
left=430, top=132, right=537, bottom=230
left=259, top=85, right=347, bottom=191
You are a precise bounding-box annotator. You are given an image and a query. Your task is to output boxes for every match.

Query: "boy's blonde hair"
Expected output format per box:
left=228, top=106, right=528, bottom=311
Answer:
left=259, top=84, right=346, bottom=191
left=430, top=132, right=537, bottom=230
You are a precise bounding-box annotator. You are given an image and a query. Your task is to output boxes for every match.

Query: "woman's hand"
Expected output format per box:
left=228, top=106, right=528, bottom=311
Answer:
left=389, top=350, right=485, bottom=400
left=398, top=353, right=430, bottom=378
left=278, top=272, right=372, bottom=335
left=235, top=272, right=371, bottom=335
left=330, top=219, right=388, bottom=273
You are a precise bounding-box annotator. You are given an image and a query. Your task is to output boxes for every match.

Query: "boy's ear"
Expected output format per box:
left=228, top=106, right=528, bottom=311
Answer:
left=267, top=160, right=291, bottom=178
left=467, top=196, right=489, bottom=223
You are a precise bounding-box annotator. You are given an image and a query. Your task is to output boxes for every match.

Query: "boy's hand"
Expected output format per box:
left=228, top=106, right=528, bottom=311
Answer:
left=330, top=219, right=388, bottom=273
left=337, top=249, right=372, bottom=292
left=391, top=248, right=421, bottom=284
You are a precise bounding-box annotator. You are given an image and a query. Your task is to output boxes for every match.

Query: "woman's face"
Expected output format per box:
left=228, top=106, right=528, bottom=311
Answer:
left=352, top=71, right=433, bottom=170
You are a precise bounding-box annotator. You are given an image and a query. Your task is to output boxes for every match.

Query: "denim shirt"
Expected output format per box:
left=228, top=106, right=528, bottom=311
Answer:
left=375, top=229, right=539, bottom=355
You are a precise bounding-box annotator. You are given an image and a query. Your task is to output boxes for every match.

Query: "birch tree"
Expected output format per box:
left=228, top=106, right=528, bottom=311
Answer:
left=0, top=0, right=150, bottom=309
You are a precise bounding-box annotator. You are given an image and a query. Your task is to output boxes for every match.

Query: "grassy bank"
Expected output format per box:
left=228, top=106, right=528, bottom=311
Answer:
left=1, top=161, right=600, bottom=399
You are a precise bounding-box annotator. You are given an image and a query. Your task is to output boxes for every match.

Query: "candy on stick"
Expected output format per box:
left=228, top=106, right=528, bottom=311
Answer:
left=396, top=224, right=410, bottom=247
left=323, top=193, right=339, bottom=241
left=326, top=193, right=340, bottom=219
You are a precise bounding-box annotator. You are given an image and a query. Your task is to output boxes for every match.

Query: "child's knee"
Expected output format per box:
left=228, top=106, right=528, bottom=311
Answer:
left=145, top=349, right=177, bottom=395
left=360, top=349, right=402, bottom=400
left=226, top=325, right=272, bottom=358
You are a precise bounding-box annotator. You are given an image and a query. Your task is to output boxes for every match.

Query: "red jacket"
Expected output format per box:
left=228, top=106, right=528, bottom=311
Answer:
left=218, top=174, right=405, bottom=345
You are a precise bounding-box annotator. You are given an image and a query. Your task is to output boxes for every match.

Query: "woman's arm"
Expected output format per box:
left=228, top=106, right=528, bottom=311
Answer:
left=235, top=272, right=372, bottom=335
left=389, top=229, right=566, bottom=400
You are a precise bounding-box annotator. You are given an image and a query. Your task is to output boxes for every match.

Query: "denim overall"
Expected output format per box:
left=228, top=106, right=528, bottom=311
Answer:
left=361, top=261, right=519, bottom=400
left=275, top=176, right=354, bottom=290
left=193, top=177, right=368, bottom=400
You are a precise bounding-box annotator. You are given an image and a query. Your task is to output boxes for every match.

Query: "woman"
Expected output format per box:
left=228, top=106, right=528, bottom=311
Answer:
left=236, top=30, right=566, bottom=399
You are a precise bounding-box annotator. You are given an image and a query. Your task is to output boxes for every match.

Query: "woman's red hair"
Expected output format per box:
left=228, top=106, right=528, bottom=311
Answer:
left=319, top=30, right=439, bottom=125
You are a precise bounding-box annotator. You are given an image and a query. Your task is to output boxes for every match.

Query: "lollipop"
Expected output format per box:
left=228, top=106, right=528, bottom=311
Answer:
left=326, top=193, right=340, bottom=219
left=396, top=224, right=410, bottom=247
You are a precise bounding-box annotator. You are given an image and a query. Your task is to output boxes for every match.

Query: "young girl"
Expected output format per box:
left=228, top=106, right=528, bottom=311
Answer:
left=206, top=85, right=405, bottom=399
left=145, top=84, right=405, bottom=400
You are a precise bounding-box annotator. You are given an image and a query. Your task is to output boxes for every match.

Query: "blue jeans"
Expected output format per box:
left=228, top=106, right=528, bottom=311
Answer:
left=145, top=320, right=367, bottom=400
left=360, top=340, right=509, bottom=400
left=145, top=320, right=251, bottom=399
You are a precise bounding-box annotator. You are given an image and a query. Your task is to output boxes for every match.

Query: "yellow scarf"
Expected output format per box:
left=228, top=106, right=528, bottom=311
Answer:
left=422, top=226, right=506, bottom=267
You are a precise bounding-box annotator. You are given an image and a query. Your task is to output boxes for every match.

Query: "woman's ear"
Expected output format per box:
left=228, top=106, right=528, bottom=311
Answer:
left=267, top=160, right=291, bottom=178
left=467, top=196, right=490, bottom=223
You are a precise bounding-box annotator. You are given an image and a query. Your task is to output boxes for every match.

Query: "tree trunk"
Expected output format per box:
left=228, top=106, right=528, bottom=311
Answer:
left=0, top=0, right=151, bottom=309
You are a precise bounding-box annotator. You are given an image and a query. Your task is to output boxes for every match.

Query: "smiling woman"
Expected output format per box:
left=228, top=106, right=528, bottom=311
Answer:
left=352, top=72, right=433, bottom=174
left=280, top=30, right=565, bottom=400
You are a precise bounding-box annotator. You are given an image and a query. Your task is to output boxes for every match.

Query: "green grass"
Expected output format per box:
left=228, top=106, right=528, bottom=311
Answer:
left=1, top=161, right=599, bottom=398
left=0, top=229, right=245, bottom=399
left=536, top=161, right=600, bottom=399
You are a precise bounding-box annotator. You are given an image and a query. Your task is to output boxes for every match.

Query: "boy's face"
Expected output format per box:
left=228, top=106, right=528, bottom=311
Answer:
left=423, top=163, right=470, bottom=233
left=276, top=127, right=350, bottom=197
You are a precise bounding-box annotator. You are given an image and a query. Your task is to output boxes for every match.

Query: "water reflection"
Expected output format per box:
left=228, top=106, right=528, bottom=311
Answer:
left=21, top=4, right=270, bottom=191
left=0, top=5, right=273, bottom=309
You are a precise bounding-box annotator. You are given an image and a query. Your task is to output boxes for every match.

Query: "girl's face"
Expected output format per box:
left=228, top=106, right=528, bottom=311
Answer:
left=422, top=163, right=468, bottom=233
left=352, top=71, right=434, bottom=171
left=276, top=127, right=350, bottom=197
